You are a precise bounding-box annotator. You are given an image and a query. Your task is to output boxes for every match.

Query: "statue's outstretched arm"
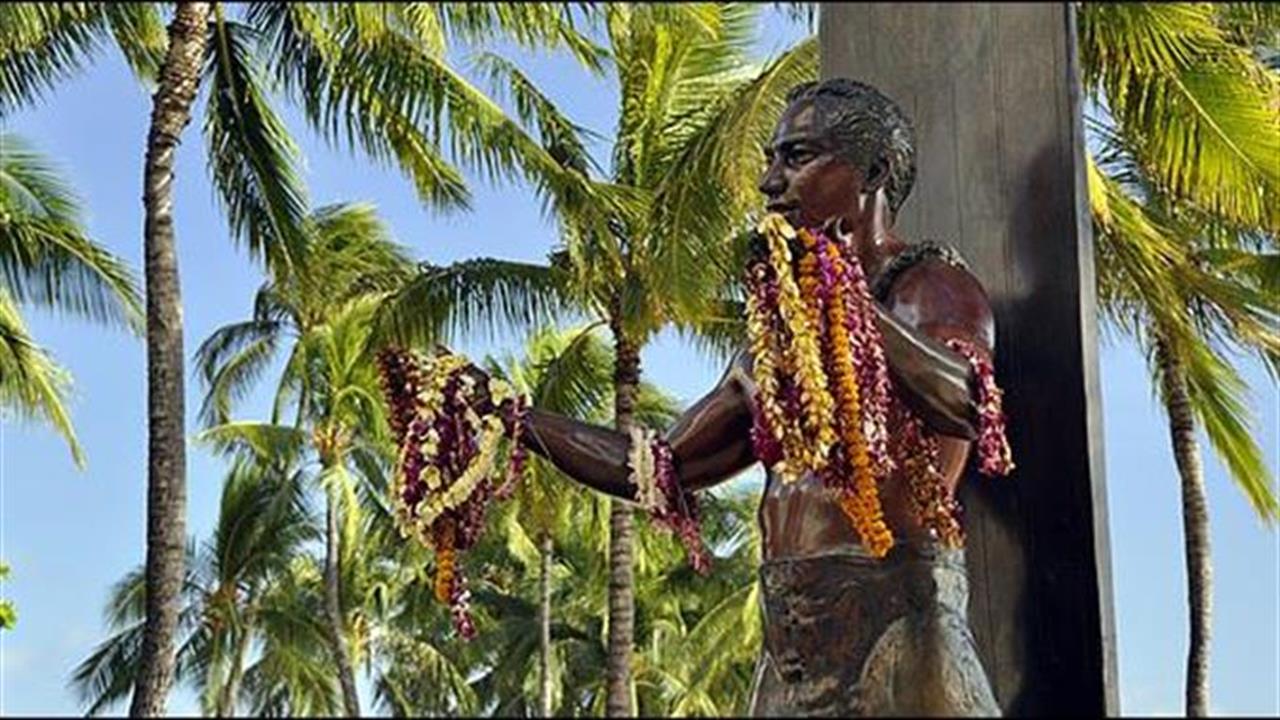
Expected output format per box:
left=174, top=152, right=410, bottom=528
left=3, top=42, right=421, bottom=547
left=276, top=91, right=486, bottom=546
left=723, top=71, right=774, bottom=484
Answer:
left=517, top=355, right=758, bottom=501
left=514, top=259, right=993, bottom=497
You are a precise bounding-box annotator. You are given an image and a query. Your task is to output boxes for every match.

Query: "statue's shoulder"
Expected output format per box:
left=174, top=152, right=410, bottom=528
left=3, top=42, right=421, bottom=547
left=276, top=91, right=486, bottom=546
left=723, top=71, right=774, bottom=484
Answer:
left=877, top=240, right=995, bottom=348
left=871, top=240, right=972, bottom=301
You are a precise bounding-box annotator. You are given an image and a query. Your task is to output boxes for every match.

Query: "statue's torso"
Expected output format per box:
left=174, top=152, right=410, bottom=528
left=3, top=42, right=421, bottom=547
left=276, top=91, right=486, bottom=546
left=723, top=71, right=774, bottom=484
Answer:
left=759, top=433, right=969, bottom=560
left=753, top=239, right=976, bottom=562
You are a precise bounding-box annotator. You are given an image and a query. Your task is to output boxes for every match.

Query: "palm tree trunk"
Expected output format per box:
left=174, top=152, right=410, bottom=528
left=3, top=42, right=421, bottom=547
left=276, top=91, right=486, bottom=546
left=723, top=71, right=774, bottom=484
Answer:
left=324, top=483, right=362, bottom=716
left=605, top=324, right=640, bottom=717
left=539, top=532, right=554, bottom=717
left=130, top=3, right=210, bottom=715
left=1156, top=339, right=1212, bottom=717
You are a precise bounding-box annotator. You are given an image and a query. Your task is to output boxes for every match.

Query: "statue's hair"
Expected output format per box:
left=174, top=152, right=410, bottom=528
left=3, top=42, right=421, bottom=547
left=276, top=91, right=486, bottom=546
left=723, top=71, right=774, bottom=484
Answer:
left=784, top=79, right=916, bottom=215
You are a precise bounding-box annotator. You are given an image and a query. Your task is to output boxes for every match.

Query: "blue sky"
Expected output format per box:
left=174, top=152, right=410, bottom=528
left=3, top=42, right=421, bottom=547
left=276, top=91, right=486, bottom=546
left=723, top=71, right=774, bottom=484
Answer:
left=1, top=8, right=1277, bottom=717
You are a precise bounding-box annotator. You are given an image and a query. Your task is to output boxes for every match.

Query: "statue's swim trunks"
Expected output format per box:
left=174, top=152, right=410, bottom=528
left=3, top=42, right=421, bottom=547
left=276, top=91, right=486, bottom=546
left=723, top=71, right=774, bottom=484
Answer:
left=749, top=542, right=1000, bottom=717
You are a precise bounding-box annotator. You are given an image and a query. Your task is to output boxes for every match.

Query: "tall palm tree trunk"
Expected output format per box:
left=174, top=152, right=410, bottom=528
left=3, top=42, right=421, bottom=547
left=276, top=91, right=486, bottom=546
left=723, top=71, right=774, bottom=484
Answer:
left=324, top=483, right=362, bottom=716
left=1156, top=339, right=1212, bottom=717
left=539, top=533, right=554, bottom=717
left=131, top=3, right=210, bottom=715
left=606, top=323, right=639, bottom=717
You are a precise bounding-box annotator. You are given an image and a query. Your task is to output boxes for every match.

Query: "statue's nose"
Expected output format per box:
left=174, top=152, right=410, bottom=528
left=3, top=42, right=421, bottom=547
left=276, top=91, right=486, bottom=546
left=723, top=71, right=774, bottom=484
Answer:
left=758, top=162, right=786, bottom=198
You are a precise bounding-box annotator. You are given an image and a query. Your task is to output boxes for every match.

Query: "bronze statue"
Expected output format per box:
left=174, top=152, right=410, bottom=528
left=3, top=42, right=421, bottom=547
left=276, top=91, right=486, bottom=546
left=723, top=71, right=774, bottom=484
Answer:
left=512, top=79, right=1003, bottom=716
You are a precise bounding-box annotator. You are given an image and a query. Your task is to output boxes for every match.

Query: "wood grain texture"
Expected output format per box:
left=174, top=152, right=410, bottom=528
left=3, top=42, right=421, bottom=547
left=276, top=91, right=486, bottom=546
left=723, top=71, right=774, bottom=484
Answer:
left=820, top=3, right=1119, bottom=714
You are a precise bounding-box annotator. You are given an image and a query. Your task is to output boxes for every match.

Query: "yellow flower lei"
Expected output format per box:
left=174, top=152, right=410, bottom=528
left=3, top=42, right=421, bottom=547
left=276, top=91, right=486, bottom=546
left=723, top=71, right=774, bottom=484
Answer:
left=762, top=216, right=836, bottom=472
left=745, top=265, right=803, bottom=483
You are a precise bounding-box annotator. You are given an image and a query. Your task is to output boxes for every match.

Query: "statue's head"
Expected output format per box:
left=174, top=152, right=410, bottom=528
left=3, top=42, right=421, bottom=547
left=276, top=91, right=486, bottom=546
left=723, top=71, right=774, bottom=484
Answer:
left=759, top=78, right=916, bottom=231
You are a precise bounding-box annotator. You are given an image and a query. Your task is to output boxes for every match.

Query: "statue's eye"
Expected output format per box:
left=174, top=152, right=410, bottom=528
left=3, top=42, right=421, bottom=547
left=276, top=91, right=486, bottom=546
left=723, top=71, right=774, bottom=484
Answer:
left=787, top=150, right=814, bottom=167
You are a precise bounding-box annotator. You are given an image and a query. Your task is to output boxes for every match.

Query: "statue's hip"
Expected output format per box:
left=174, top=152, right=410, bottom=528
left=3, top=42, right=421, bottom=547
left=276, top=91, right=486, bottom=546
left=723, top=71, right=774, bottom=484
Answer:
left=749, top=542, right=1000, bottom=717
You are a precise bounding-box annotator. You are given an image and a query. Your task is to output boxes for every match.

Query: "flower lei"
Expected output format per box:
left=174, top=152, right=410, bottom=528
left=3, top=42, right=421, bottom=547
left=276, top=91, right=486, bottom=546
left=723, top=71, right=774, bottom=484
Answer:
left=626, top=426, right=710, bottom=573
left=744, top=214, right=1014, bottom=557
left=377, top=347, right=529, bottom=639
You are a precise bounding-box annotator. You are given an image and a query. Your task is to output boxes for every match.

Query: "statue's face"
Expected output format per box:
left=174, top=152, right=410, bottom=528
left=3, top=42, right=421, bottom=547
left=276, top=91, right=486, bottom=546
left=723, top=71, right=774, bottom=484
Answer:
left=758, top=101, right=869, bottom=231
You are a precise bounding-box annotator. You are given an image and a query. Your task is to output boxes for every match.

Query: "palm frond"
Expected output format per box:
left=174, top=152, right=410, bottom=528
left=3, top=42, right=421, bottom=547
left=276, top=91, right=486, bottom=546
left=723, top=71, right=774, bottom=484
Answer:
left=0, top=3, right=107, bottom=116
left=0, top=290, right=83, bottom=466
left=195, top=420, right=310, bottom=465
left=472, top=51, right=599, bottom=176
left=0, top=133, right=143, bottom=330
left=299, top=202, right=415, bottom=305
left=244, top=569, right=342, bottom=717
left=645, top=36, right=817, bottom=324
left=433, top=2, right=608, bottom=73
left=194, top=318, right=282, bottom=428
left=1181, top=341, right=1279, bottom=522
left=1079, top=3, right=1280, bottom=230
left=251, top=3, right=470, bottom=211
left=370, top=258, right=578, bottom=349
left=373, top=631, right=480, bottom=716
left=69, top=620, right=146, bottom=716
left=633, top=380, right=683, bottom=432
left=525, top=322, right=612, bottom=417
left=1214, top=3, right=1280, bottom=48
left=212, top=457, right=315, bottom=588
left=203, top=15, right=310, bottom=270
left=103, top=2, right=167, bottom=86
left=1091, top=149, right=1280, bottom=523
left=72, top=543, right=206, bottom=716
left=263, top=4, right=633, bottom=229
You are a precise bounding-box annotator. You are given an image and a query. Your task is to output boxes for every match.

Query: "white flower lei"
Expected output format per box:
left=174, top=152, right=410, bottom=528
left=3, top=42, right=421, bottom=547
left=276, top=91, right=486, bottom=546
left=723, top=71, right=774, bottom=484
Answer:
left=627, top=425, right=666, bottom=514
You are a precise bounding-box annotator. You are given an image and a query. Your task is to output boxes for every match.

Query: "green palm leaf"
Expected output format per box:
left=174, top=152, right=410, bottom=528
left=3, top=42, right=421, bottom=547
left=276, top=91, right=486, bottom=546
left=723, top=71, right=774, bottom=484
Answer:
left=0, top=133, right=142, bottom=330
left=1090, top=151, right=1278, bottom=522
left=371, top=258, right=578, bottom=348
left=0, top=3, right=107, bottom=115
left=70, top=542, right=207, bottom=716
left=204, top=14, right=310, bottom=269
left=195, top=420, right=310, bottom=465
left=0, top=290, right=82, bottom=465
left=1079, top=3, right=1280, bottom=230
left=1176, top=338, right=1279, bottom=521
left=102, top=3, right=166, bottom=86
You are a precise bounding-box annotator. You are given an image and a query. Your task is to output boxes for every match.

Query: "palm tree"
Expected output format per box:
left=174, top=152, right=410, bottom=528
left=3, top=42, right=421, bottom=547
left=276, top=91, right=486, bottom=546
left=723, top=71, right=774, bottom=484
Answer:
left=131, top=7, right=215, bottom=711
left=195, top=202, right=414, bottom=715
left=374, top=7, right=816, bottom=711
left=1078, top=4, right=1280, bottom=714
left=632, top=491, right=763, bottom=716
left=489, top=325, right=615, bottom=716
left=0, top=132, right=142, bottom=465
left=479, top=324, right=686, bottom=715
left=70, top=453, right=316, bottom=716
left=3, top=3, right=619, bottom=711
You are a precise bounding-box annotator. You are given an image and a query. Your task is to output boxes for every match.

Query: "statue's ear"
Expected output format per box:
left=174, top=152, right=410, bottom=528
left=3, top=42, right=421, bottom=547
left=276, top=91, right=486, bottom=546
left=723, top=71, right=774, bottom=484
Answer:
left=864, top=156, right=890, bottom=193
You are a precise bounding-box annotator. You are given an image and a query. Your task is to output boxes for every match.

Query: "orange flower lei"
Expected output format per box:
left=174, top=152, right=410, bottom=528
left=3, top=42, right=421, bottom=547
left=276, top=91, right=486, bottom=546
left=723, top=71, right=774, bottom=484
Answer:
left=816, top=233, right=893, bottom=555
left=434, top=520, right=456, bottom=603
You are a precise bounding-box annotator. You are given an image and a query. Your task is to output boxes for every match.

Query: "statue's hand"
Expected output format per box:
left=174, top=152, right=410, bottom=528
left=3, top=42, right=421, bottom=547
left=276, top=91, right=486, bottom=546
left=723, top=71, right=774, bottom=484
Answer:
left=452, top=356, right=526, bottom=433
left=424, top=344, right=508, bottom=416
